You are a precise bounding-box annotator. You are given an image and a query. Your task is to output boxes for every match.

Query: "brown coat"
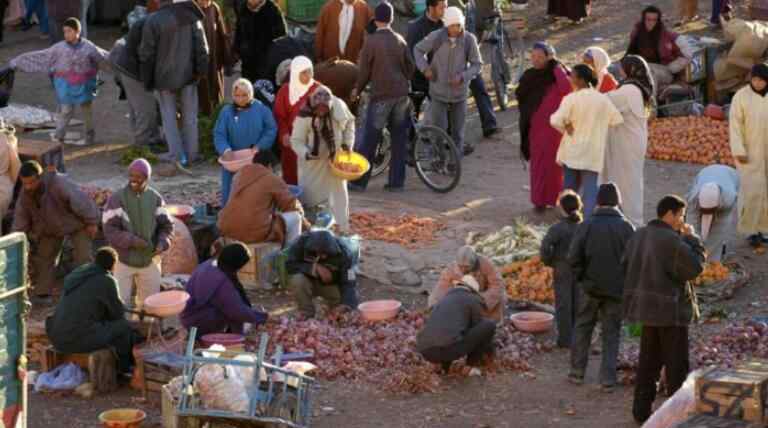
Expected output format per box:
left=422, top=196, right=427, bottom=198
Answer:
left=314, top=0, right=373, bottom=63
left=217, top=164, right=301, bottom=245
left=429, top=256, right=507, bottom=323
left=198, top=1, right=233, bottom=116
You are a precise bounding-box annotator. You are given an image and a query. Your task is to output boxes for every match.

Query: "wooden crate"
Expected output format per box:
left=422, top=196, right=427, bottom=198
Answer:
left=672, top=414, right=761, bottom=427
left=17, top=138, right=65, bottom=172
left=695, top=367, right=768, bottom=424
left=238, top=242, right=281, bottom=289
left=736, top=359, right=768, bottom=374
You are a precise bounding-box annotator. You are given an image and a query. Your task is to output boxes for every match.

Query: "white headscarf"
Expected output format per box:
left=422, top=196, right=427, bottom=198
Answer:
left=584, top=46, right=611, bottom=89
left=289, top=56, right=315, bottom=105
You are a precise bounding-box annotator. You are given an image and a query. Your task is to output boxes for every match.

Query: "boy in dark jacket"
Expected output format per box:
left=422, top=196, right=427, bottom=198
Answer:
left=540, top=190, right=583, bottom=348
left=417, top=274, right=495, bottom=376
left=567, top=183, right=635, bottom=391
left=623, top=195, right=705, bottom=424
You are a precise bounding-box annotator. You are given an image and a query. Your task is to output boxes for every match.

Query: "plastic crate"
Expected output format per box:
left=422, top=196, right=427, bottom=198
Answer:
left=287, top=0, right=325, bottom=24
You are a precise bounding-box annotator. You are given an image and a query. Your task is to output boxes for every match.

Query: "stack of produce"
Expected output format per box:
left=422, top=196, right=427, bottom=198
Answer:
left=350, top=212, right=445, bottom=248
left=501, top=256, right=555, bottom=304
left=646, top=116, right=734, bottom=166
left=693, top=262, right=731, bottom=287
left=466, top=218, right=549, bottom=266
left=260, top=310, right=540, bottom=394
left=26, top=320, right=50, bottom=366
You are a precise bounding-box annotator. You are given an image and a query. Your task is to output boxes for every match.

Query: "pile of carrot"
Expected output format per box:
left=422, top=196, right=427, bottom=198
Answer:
left=693, top=262, right=731, bottom=287
left=334, top=162, right=364, bottom=173
left=646, top=116, right=734, bottom=166
left=350, top=212, right=445, bottom=248
left=501, top=256, right=555, bottom=304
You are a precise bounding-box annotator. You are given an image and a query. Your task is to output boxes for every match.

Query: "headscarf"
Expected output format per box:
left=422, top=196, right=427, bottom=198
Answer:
left=299, top=85, right=337, bottom=159
left=276, top=59, right=292, bottom=86
left=305, top=230, right=342, bottom=258
left=620, top=55, right=655, bottom=106
left=217, top=243, right=253, bottom=308
left=289, top=56, right=315, bottom=105
left=457, top=245, right=478, bottom=270
left=750, top=63, right=768, bottom=96
left=515, top=42, right=559, bottom=161
left=129, top=158, right=152, bottom=179
left=584, top=47, right=610, bottom=89
left=443, top=6, right=465, bottom=28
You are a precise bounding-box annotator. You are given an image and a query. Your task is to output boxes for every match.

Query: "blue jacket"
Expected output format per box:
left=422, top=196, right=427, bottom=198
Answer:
left=214, top=101, right=278, bottom=154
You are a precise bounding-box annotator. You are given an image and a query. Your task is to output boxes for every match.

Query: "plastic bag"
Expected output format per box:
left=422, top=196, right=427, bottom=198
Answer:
left=194, top=364, right=250, bottom=413
left=641, top=369, right=704, bottom=428
left=34, top=363, right=86, bottom=392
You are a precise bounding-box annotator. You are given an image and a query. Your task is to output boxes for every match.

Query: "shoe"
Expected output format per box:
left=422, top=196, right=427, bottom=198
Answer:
left=348, top=183, right=366, bottom=193
left=567, top=373, right=584, bottom=385
left=483, top=127, right=501, bottom=138
left=463, top=145, right=475, bottom=156
left=20, top=20, right=34, bottom=31
left=384, top=184, right=404, bottom=193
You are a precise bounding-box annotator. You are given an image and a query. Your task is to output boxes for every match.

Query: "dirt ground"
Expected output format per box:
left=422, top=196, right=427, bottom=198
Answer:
left=2, top=0, right=767, bottom=427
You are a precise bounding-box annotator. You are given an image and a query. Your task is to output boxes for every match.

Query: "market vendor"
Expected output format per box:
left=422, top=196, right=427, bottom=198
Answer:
left=685, top=164, right=739, bottom=262
left=285, top=230, right=357, bottom=318
left=429, top=246, right=506, bottom=323
left=12, top=161, right=100, bottom=301
left=181, top=243, right=269, bottom=336
left=625, top=5, right=690, bottom=86
left=46, top=247, right=141, bottom=375
left=417, top=275, right=495, bottom=376
left=214, top=78, right=278, bottom=206
left=714, top=17, right=768, bottom=93
left=217, top=150, right=304, bottom=246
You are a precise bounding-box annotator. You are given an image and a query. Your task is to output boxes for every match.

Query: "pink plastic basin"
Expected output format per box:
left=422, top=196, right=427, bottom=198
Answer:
left=358, top=299, right=402, bottom=321
left=200, top=333, right=246, bottom=349
left=510, top=311, right=554, bottom=334
left=165, top=204, right=195, bottom=223
left=143, top=290, right=190, bottom=318
left=218, top=148, right=258, bottom=173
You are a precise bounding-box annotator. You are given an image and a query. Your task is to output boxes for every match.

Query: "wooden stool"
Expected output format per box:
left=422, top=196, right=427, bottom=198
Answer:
left=17, top=137, right=65, bottom=172
left=138, top=353, right=184, bottom=400
left=42, top=346, right=118, bottom=393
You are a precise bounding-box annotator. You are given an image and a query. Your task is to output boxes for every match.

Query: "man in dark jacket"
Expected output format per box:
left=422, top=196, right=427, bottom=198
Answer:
left=623, top=195, right=705, bottom=424
left=349, top=2, right=414, bottom=193
left=417, top=274, right=495, bottom=375
left=139, top=0, right=210, bottom=166
left=45, top=0, right=81, bottom=44
left=13, top=161, right=100, bottom=300
left=109, top=17, right=163, bottom=148
left=233, top=0, right=287, bottom=83
left=567, top=183, right=635, bottom=391
left=285, top=230, right=357, bottom=318
left=46, top=247, right=139, bottom=374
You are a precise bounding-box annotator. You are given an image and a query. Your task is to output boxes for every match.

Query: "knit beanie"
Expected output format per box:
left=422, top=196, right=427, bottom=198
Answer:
left=129, top=158, right=152, bottom=179
left=443, top=7, right=465, bottom=28
left=375, top=2, right=393, bottom=24
left=596, top=182, right=621, bottom=207
left=217, top=243, right=251, bottom=273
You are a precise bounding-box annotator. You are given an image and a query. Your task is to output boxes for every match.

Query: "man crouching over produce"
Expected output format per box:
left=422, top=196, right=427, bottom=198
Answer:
left=622, top=195, right=705, bottom=424
left=429, top=246, right=506, bottom=323
left=286, top=230, right=357, bottom=318
left=417, top=275, right=495, bottom=376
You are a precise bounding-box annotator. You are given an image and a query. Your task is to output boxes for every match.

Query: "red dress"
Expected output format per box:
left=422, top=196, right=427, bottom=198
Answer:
left=273, top=82, right=319, bottom=185
left=598, top=74, right=618, bottom=93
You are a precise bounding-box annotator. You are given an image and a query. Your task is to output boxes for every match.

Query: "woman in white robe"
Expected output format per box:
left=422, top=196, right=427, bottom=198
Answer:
left=0, top=120, right=20, bottom=220
left=601, top=55, right=655, bottom=226
left=291, top=85, right=355, bottom=231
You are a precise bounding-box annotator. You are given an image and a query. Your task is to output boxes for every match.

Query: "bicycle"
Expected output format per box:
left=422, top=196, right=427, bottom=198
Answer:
left=479, top=7, right=526, bottom=110
left=361, top=92, right=462, bottom=193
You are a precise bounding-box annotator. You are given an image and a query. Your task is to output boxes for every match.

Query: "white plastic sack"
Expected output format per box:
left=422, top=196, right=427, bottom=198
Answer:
left=641, top=369, right=705, bottom=428
left=34, top=363, right=86, bottom=392
left=194, top=364, right=250, bottom=413
left=676, top=36, right=700, bottom=60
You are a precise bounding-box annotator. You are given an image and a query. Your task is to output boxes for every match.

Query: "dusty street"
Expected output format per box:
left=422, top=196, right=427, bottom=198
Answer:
left=2, top=0, right=766, bottom=427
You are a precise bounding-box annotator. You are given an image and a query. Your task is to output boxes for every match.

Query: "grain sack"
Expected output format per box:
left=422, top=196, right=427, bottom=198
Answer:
left=161, top=217, right=198, bottom=275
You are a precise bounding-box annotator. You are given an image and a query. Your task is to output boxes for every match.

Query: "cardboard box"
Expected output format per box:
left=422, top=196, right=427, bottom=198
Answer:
left=695, top=366, right=768, bottom=424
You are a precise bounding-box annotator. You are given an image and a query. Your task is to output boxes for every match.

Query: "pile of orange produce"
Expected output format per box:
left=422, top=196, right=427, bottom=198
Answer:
left=693, top=261, right=731, bottom=287
left=350, top=212, right=445, bottom=248
left=501, top=256, right=555, bottom=304
left=647, top=116, right=734, bottom=166
left=334, top=162, right=364, bottom=173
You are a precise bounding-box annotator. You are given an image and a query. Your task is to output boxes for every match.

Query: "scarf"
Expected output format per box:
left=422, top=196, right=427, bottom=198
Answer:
left=585, top=47, right=610, bottom=89
left=299, top=86, right=337, bottom=159
left=339, top=0, right=355, bottom=54
left=515, top=59, right=558, bottom=161
left=620, top=55, right=655, bottom=105
left=289, top=56, right=315, bottom=105
left=750, top=63, right=768, bottom=96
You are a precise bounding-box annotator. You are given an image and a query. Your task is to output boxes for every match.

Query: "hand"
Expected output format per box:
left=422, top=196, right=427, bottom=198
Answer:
left=564, top=123, right=575, bottom=136
left=315, top=264, right=333, bottom=284
left=423, top=69, right=434, bottom=81
left=282, top=134, right=291, bottom=147
left=736, top=155, right=748, bottom=164
left=680, top=223, right=695, bottom=236
left=85, top=224, right=98, bottom=238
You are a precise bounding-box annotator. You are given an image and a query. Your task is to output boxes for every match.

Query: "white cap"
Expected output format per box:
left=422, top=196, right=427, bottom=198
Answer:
left=444, top=7, right=465, bottom=28
left=699, top=182, right=721, bottom=209
left=461, top=274, right=480, bottom=292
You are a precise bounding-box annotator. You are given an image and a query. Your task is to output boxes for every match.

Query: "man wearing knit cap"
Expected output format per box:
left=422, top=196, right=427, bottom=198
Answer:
left=414, top=6, right=481, bottom=156
left=567, top=182, right=635, bottom=392
left=103, top=158, right=175, bottom=311
left=685, top=164, right=739, bottom=261
left=350, top=1, right=415, bottom=193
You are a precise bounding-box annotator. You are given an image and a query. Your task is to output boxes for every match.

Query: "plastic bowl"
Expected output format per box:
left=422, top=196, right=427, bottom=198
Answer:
left=358, top=299, right=402, bottom=321
left=143, top=290, right=190, bottom=318
left=218, top=148, right=258, bottom=173
left=98, top=408, right=146, bottom=428
left=510, top=311, right=554, bottom=334
left=200, top=333, right=246, bottom=349
left=165, top=204, right=195, bottom=223
left=329, top=151, right=370, bottom=181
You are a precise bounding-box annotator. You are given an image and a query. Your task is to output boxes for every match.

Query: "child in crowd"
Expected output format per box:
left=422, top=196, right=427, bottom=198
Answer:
left=9, top=18, right=108, bottom=145
left=540, top=190, right=583, bottom=348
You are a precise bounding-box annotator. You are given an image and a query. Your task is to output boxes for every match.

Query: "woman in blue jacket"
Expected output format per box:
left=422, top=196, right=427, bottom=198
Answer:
left=214, top=78, right=278, bottom=205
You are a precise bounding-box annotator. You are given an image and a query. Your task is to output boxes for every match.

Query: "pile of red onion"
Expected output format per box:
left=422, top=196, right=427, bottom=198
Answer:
left=258, top=310, right=542, bottom=394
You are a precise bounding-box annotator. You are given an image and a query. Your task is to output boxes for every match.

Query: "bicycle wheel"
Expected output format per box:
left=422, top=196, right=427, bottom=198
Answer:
left=413, top=125, right=461, bottom=193
left=370, top=129, right=392, bottom=178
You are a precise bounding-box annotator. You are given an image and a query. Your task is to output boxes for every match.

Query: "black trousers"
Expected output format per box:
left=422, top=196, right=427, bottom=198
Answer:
left=632, top=325, right=690, bottom=424
left=0, top=1, right=8, bottom=43
left=420, top=319, right=496, bottom=368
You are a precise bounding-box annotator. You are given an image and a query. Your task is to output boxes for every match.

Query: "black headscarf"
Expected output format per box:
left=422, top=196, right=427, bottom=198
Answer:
left=515, top=42, right=559, bottom=161
left=305, top=230, right=342, bottom=258
left=626, top=6, right=664, bottom=64
left=217, top=243, right=253, bottom=308
left=751, top=64, right=768, bottom=96
left=620, top=55, right=656, bottom=106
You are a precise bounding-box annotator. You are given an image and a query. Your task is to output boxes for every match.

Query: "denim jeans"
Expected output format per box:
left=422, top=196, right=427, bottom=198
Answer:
left=563, top=166, right=599, bottom=219
left=24, top=0, right=49, bottom=34
left=470, top=75, right=497, bottom=133
left=356, top=96, right=411, bottom=189
left=569, top=290, right=623, bottom=386
left=156, top=84, right=199, bottom=163
left=431, top=99, right=468, bottom=154
left=80, top=0, right=93, bottom=38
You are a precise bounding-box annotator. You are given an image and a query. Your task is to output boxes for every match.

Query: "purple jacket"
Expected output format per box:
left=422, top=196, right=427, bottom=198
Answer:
left=180, top=260, right=268, bottom=336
